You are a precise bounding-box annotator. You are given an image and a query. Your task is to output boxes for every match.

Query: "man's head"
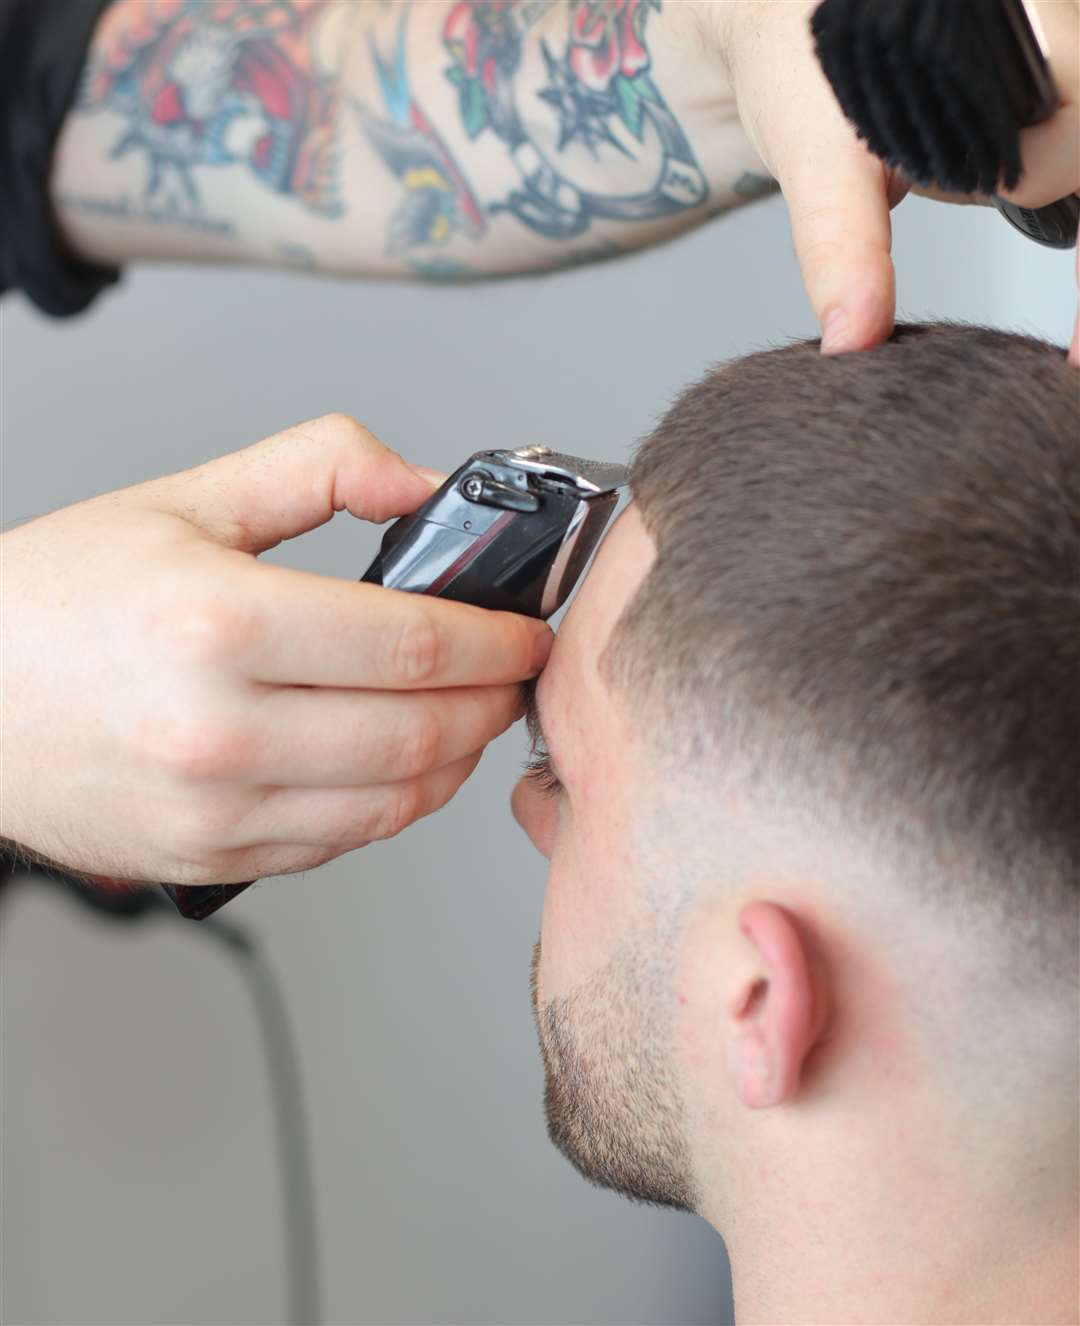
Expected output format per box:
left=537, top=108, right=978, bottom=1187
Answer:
left=512, top=325, right=1079, bottom=1272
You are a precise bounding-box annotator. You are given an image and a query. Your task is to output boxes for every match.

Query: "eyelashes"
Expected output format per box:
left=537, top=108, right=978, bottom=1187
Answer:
left=524, top=745, right=563, bottom=798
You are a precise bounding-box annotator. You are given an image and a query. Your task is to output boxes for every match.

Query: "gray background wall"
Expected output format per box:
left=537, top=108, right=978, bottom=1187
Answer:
left=1, top=191, right=1073, bottom=1326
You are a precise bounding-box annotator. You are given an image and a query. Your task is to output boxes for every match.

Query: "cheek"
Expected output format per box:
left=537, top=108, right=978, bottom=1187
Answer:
left=537, top=802, right=635, bottom=1004
left=511, top=776, right=559, bottom=859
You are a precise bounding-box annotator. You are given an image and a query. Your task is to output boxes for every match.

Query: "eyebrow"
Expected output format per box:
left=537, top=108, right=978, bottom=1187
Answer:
left=522, top=675, right=545, bottom=755
left=522, top=675, right=562, bottom=778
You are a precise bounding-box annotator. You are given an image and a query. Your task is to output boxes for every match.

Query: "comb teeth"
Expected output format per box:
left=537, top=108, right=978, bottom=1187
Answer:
left=812, top=0, right=1024, bottom=194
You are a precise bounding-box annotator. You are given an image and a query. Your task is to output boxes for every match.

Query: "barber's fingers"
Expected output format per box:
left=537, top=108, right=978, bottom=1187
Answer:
left=999, top=1, right=1078, bottom=208
left=996, top=109, right=1080, bottom=209
left=235, top=748, right=486, bottom=851
left=145, top=413, right=439, bottom=551
left=778, top=140, right=898, bottom=354
left=720, top=0, right=902, bottom=352
left=245, top=683, right=524, bottom=786
left=232, top=562, right=551, bottom=689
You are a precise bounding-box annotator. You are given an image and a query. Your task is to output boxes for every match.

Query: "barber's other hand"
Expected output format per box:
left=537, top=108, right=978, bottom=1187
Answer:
left=713, top=0, right=1079, bottom=360
left=1, top=415, right=551, bottom=885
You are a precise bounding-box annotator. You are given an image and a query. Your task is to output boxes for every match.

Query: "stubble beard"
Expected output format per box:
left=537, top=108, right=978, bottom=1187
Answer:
left=529, top=938, right=697, bottom=1213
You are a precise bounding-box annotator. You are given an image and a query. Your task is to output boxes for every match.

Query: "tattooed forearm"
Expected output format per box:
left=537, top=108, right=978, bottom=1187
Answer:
left=52, top=0, right=768, bottom=278
left=76, top=0, right=343, bottom=216
left=357, top=11, right=485, bottom=257
left=441, top=0, right=708, bottom=240
left=56, top=190, right=237, bottom=237
left=406, top=236, right=620, bottom=283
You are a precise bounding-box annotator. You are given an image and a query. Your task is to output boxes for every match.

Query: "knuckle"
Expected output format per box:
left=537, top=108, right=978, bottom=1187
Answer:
left=396, top=710, right=443, bottom=778
left=154, top=597, right=260, bottom=668
left=164, top=798, right=236, bottom=868
left=794, top=221, right=850, bottom=265
left=794, top=209, right=884, bottom=265
left=318, top=411, right=374, bottom=451
left=368, top=785, right=422, bottom=842
left=140, top=713, right=253, bottom=780
left=385, top=611, right=442, bottom=685
left=319, top=410, right=361, bottom=435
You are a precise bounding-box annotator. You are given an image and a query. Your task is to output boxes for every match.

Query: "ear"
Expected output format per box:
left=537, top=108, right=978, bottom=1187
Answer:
left=726, top=900, right=830, bottom=1109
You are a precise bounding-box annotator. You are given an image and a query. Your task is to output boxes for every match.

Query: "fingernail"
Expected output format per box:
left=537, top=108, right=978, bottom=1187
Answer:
left=821, top=307, right=851, bottom=355
left=410, top=464, right=445, bottom=488
left=532, top=627, right=554, bottom=673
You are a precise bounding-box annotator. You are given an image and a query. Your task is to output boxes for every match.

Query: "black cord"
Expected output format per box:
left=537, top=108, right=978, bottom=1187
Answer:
left=215, top=924, right=321, bottom=1326
left=0, top=866, right=321, bottom=1326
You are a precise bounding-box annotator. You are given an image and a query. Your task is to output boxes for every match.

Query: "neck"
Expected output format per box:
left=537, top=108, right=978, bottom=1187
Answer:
left=705, top=1134, right=1079, bottom=1326
left=725, top=1213, right=1078, bottom=1325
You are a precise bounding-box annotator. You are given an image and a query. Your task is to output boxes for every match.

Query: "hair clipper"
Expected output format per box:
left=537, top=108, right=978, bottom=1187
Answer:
left=163, top=445, right=627, bottom=920
left=361, top=445, right=627, bottom=613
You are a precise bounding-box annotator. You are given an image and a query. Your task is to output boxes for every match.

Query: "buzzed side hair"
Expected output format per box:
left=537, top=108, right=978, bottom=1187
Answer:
left=605, top=324, right=1079, bottom=979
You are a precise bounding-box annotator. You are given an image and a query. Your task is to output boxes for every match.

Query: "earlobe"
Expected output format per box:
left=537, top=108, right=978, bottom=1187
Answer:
left=728, top=1023, right=782, bottom=1109
left=727, top=901, right=828, bottom=1110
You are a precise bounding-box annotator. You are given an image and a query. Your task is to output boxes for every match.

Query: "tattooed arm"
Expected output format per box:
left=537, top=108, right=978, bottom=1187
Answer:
left=50, top=0, right=772, bottom=281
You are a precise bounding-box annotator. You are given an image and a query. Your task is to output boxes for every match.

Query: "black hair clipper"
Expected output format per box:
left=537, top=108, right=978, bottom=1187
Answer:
left=163, top=446, right=627, bottom=920
left=362, top=445, right=627, bottom=614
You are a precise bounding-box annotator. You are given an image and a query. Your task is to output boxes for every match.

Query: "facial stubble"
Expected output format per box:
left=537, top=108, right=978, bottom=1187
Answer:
left=529, top=938, right=697, bottom=1213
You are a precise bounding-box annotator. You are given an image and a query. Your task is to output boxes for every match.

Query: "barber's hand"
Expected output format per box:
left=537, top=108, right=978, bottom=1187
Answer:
left=1002, top=0, right=1080, bottom=366
left=1, top=414, right=551, bottom=885
left=713, top=0, right=1079, bottom=361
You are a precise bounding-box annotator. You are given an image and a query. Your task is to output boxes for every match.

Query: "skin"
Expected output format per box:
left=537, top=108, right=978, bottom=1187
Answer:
left=711, top=0, right=1080, bottom=362
left=50, top=0, right=1080, bottom=356
left=513, top=506, right=1080, bottom=1325
left=12, top=0, right=1075, bottom=877
left=1, top=415, right=551, bottom=884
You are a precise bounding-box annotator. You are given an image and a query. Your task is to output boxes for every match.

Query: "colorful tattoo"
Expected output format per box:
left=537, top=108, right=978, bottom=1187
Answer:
left=442, top=0, right=707, bottom=239
left=357, top=14, right=486, bottom=255
left=68, top=0, right=713, bottom=270
left=78, top=0, right=343, bottom=216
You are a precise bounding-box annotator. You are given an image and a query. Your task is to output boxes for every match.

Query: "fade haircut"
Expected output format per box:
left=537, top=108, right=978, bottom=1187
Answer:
left=604, top=324, right=1079, bottom=984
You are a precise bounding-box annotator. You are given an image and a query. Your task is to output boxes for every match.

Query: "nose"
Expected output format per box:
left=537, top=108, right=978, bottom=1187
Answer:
left=511, top=774, right=556, bottom=860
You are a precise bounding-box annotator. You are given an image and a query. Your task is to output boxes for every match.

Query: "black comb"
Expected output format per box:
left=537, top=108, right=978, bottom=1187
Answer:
left=811, top=0, right=1079, bottom=248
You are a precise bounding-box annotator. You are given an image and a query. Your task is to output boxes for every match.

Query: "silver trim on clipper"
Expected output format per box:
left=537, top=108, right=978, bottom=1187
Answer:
left=540, top=499, right=590, bottom=619
left=504, top=446, right=627, bottom=495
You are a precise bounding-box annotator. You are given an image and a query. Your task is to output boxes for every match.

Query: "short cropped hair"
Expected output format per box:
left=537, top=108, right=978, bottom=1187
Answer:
left=606, top=324, right=1079, bottom=982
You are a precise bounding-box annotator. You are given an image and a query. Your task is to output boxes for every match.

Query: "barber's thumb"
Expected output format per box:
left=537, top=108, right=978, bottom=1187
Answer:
left=156, top=412, right=441, bottom=553
left=796, top=226, right=897, bottom=355
left=784, top=162, right=900, bottom=354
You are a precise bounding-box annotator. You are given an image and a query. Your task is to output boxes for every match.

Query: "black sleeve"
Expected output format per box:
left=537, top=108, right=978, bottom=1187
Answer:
left=1, top=0, right=121, bottom=317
